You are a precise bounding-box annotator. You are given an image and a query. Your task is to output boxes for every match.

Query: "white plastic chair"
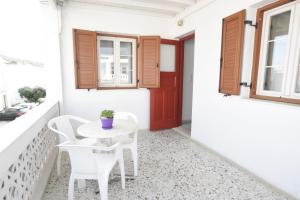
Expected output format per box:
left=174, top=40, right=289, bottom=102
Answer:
left=58, top=142, right=125, bottom=200
left=48, top=115, right=97, bottom=176
left=113, top=112, right=139, bottom=176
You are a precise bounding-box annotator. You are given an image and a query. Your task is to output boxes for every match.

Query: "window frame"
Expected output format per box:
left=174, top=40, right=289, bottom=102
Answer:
left=250, top=0, right=300, bottom=104
left=256, top=4, right=294, bottom=97
left=290, top=3, right=300, bottom=98
left=97, top=33, right=138, bottom=89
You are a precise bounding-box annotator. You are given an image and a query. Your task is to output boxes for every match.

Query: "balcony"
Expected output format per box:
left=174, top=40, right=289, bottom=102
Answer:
left=0, top=101, right=294, bottom=200
left=0, top=101, right=59, bottom=200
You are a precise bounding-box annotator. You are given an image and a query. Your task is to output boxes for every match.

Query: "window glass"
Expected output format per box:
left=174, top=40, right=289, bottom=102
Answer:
left=266, top=11, right=290, bottom=66
left=120, top=42, right=133, bottom=84
left=269, top=11, right=291, bottom=40
left=120, top=42, right=132, bottom=55
left=263, top=10, right=291, bottom=92
left=264, top=68, right=283, bottom=91
left=266, top=39, right=288, bottom=66
left=160, top=44, right=176, bottom=72
left=100, top=40, right=114, bottom=84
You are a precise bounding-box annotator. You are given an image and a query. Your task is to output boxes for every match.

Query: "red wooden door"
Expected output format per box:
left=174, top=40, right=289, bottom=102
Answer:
left=150, top=40, right=179, bottom=131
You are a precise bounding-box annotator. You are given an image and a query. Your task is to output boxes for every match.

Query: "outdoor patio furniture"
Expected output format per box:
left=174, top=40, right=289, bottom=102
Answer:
left=77, top=114, right=139, bottom=177
left=58, top=141, right=125, bottom=200
left=113, top=112, right=139, bottom=177
left=47, top=115, right=97, bottom=176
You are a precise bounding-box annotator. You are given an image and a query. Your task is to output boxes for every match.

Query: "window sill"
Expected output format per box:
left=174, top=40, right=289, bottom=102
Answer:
left=250, top=93, right=300, bottom=105
left=98, top=86, right=138, bottom=90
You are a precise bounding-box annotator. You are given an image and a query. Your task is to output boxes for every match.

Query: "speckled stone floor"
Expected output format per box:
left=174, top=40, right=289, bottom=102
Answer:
left=174, top=122, right=191, bottom=137
left=42, top=129, right=290, bottom=200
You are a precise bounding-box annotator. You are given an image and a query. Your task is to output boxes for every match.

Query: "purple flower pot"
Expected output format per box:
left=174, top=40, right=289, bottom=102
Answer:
left=101, top=117, right=113, bottom=129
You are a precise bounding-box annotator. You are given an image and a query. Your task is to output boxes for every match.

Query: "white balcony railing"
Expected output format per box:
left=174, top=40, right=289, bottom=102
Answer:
left=0, top=101, right=59, bottom=200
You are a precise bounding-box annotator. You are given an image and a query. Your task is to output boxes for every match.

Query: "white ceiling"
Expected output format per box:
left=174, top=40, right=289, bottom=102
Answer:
left=69, top=0, right=199, bottom=16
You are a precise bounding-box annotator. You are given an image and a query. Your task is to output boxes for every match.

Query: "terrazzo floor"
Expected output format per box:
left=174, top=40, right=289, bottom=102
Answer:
left=174, top=122, right=192, bottom=137
left=43, top=129, right=291, bottom=200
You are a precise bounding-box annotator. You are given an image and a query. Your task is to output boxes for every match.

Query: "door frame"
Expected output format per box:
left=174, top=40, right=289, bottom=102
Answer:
left=177, top=33, right=195, bottom=126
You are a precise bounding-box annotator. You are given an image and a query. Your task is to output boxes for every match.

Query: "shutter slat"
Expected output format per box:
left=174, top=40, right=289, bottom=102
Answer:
left=73, top=29, right=98, bottom=89
left=138, top=36, right=160, bottom=88
left=219, top=10, right=245, bottom=95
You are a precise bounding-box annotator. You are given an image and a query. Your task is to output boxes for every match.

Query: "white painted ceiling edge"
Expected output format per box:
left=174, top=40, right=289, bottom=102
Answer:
left=67, top=0, right=198, bottom=17
left=55, top=0, right=277, bottom=20
left=47, top=0, right=220, bottom=24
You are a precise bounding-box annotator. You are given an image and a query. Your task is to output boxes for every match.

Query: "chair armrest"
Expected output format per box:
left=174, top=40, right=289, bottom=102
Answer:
left=68, top=115, right=91, bottom=124
left=47, top=121, right=71, bottom=141
left=57, top=142, right=120, bottom=152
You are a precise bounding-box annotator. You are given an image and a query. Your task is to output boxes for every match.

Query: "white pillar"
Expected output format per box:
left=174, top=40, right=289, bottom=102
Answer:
left=40, top=0, right=64, bottom=111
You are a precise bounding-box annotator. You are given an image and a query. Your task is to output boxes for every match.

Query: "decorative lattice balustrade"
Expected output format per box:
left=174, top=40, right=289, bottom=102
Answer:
left=0, top=102, right=59, bottom=200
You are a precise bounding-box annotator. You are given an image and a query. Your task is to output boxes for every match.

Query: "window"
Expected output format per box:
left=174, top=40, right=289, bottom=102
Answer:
left=97, top=36, right=137, bottom=88
left=252, top=1, right=300, bottom=103
left=73, top=29, right=160, bottom=90
left=160, top=44, right=176, bottom=72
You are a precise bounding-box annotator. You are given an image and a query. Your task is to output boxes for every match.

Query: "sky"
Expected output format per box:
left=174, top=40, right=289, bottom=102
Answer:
left=0, top=0, right=46, bottom=63
left=0, top=0, right=47, bottom=106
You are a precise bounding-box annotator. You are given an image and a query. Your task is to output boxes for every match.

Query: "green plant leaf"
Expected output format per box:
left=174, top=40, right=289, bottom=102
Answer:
left=18, top=86, right=46, bottom=103
left=101, top=110, right=114, bottom=118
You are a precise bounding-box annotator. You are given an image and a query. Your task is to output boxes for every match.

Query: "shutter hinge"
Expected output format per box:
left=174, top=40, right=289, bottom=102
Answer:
left=137, top=79, right=140, bottom=83
left=137, top=43, right=140, bottom=48
left=240, top=82, right=252, bottom=88
left=244, top=20, right=257, bottom=29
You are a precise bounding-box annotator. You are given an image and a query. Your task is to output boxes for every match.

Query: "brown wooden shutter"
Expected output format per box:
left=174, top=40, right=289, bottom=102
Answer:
left=73, top=29, right=98, bottom=89
left=219, top=10, right=245, bottom=95
left=138, top=36, right=160, bottom=88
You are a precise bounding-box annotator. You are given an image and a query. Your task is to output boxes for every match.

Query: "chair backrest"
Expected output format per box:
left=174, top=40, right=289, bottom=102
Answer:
left=114, top=112, right=139, bottom=142
left=58, top=142, right=120, bottom=174
left=48, top=115, right=77, bottom=143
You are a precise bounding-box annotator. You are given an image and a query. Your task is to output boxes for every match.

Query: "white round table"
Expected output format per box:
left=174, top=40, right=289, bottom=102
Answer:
left=77, top=119, right=137, bottom=182
left=77, top=119, right=135, bottom=140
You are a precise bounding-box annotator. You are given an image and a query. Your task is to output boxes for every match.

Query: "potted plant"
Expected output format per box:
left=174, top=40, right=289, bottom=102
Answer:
left=100, top=110, right=114, bottom=129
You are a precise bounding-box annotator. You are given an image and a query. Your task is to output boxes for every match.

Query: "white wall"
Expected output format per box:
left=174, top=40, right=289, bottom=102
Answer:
left=173, top=0, right=300, bottom=198
left=182, top=39, right=195, bottom=122
left=61, top=2, right=173, bottom=128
